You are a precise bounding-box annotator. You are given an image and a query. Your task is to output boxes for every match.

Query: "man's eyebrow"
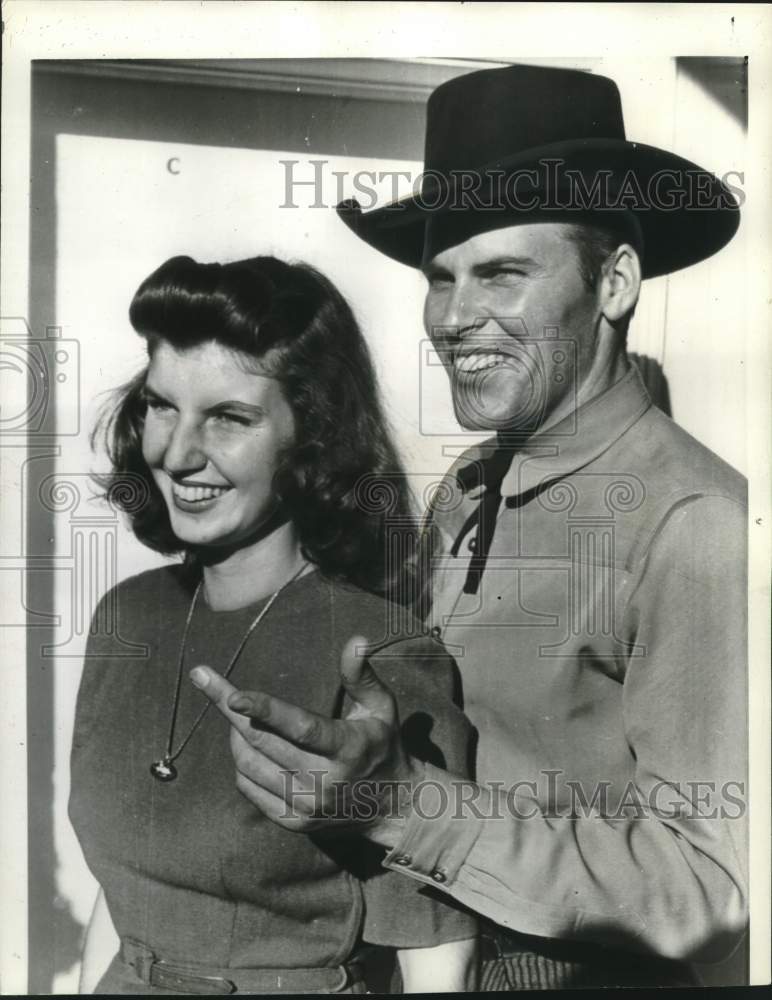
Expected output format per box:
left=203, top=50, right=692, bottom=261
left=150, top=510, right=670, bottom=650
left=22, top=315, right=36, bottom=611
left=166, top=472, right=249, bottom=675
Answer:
left=472, top=255, right=540, bottom=272
left=421, top=255, right=542, bottom=278
left=421, top=262, right=454, bottom=279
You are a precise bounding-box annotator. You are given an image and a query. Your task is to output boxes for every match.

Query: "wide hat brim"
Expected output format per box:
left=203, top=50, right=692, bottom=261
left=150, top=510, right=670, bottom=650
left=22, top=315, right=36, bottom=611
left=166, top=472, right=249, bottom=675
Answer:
left=337, top=137, right=740, bottom=279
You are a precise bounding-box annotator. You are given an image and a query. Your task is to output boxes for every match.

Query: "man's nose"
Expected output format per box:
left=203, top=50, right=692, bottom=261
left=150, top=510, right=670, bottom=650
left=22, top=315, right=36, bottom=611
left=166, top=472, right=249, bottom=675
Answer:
left=428, top=282, right=485, bottom=338
left=163, top=418, right=207, bottom=475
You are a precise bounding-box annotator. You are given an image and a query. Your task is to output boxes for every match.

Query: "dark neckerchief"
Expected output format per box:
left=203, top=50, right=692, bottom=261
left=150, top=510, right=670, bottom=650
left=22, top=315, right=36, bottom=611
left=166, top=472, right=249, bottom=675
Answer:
left=451, top=447, right=520, bottom=595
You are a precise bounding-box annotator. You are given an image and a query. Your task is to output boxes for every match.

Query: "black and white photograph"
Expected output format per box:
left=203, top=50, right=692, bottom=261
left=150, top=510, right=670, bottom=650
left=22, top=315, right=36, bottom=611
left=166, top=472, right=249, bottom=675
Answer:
left=1, top=2, right=770, bottom=995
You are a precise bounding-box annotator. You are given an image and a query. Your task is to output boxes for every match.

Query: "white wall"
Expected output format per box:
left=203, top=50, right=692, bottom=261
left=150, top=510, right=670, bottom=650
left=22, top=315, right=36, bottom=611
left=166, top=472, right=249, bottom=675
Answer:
left=664, top=60, right=748, bottom=474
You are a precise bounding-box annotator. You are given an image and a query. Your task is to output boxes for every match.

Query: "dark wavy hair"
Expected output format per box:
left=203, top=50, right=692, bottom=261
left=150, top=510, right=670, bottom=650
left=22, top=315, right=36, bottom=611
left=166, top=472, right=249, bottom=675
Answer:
left=93, top=255, right=416, bottom=596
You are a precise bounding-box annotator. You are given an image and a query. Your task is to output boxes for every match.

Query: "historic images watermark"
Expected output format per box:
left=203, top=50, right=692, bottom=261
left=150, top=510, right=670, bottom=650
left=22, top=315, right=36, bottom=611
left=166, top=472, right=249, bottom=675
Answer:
left=0, top=316, right=80, bottom=437
left=279, top=157, right=745, bottom=212
left=0, top=315, right=150, bottom=655
left=277, top=769, right=747, bottom=823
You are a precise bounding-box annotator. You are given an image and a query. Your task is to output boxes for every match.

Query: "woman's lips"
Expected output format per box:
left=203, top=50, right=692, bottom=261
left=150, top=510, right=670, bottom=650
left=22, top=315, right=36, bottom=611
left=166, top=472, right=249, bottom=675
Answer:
left=170, top=483, right=232, bottom=512
left=172, top=484, right=230, bottom=501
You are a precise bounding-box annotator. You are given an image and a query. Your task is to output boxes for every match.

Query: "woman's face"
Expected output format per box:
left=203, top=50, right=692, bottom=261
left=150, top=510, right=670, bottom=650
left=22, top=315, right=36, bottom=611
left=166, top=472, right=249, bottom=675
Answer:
left=141, top=340, right=295, bottom=551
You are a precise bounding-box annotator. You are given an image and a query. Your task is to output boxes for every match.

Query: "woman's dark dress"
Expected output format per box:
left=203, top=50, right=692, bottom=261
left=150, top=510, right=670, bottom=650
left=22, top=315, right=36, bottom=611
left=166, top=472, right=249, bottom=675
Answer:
left=69, top=566, right=474, bottom=993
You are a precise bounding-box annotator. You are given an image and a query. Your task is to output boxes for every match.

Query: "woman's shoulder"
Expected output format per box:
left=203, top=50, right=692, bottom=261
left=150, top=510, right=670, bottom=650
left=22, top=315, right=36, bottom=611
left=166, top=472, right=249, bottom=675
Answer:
left=94, top=562, right=191, bottom=625
left=315, top=575, right=427, bottom=647
left=317, top=576, right=459, bottom=689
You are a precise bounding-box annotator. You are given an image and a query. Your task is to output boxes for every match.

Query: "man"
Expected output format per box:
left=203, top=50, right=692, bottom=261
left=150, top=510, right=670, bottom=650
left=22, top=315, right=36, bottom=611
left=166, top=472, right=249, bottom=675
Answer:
left=193, top=65, right=748, bottom=988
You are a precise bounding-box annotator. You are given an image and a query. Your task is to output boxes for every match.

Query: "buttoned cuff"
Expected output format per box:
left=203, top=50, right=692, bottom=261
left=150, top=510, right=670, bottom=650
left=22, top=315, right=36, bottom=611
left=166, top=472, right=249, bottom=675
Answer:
left=381, top=761, right=486, bottom=888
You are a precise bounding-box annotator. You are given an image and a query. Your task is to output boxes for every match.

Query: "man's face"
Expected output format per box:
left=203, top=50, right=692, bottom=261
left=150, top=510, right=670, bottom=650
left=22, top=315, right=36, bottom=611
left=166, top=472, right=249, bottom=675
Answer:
left=422, top=223, right=602, bottom=433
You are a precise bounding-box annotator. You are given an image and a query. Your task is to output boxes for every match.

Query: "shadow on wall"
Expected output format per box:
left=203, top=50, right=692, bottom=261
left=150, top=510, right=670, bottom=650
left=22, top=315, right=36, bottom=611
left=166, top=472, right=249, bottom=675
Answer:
left=677, top=56, right=747, bottom=129
left=630, top=353, right=672, bottom=417
left=52, top=894, right=85, bottom=985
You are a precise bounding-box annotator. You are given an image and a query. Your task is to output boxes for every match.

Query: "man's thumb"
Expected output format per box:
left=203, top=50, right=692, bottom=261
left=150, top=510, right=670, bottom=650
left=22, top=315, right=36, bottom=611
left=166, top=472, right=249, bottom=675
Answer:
left=340, top=635, right=395, bottom=719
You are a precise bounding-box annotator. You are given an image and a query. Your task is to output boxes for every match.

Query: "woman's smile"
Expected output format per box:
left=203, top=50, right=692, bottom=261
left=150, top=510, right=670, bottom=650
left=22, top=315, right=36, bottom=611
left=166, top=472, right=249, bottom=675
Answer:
left=170, top=481, right=234, bottom=510
left=141, top=340, right=295, bottom=550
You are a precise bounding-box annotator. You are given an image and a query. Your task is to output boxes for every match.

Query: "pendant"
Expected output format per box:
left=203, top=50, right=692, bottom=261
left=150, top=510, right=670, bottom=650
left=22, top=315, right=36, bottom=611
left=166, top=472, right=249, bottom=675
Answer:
left=150, top=758, right=178, bottom=782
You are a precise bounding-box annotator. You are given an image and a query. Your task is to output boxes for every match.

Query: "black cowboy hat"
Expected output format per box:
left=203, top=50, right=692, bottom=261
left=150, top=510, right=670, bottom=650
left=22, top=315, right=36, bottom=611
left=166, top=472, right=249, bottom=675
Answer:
left=336, top=64, right=740, bottom=279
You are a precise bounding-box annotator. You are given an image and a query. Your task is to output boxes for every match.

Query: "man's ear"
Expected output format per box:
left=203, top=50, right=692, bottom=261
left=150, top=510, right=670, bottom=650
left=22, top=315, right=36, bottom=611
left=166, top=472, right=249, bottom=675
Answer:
left=599, top=244, right=642, bottom=326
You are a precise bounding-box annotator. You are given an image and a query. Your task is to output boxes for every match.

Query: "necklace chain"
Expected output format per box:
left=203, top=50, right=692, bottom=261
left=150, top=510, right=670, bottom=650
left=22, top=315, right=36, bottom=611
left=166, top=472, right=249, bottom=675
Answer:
left=151, top=562, right=308, bottom=781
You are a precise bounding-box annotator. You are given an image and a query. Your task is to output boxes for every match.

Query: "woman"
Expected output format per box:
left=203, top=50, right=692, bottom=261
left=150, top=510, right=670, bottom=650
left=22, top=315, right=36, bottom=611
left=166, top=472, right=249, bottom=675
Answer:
left=69, top=255, right=477, bottom=994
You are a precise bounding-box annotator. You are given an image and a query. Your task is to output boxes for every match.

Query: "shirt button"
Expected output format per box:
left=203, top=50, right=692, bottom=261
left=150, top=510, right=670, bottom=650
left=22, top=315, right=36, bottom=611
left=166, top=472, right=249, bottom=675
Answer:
left=467, top=536, right=478, bottom=552
left=431, top=870, right=447, bottom=884
left=394, top=855, right=412, bottom=866
left=430, top=625, right=442, bottom=638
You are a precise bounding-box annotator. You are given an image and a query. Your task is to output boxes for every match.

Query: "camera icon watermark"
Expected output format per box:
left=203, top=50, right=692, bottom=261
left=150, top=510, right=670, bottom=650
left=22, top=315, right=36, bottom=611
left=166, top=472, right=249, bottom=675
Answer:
left=0, top=316, right=80, bottom=436
left=419, top=320, right=578, bottom=438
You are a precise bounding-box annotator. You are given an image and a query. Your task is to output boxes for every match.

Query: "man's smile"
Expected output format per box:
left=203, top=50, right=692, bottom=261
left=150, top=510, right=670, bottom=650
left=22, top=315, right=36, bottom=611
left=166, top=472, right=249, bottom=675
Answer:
left=451, top=347, right=527, bottom=378
left=454, top=351, right=515, bottom=375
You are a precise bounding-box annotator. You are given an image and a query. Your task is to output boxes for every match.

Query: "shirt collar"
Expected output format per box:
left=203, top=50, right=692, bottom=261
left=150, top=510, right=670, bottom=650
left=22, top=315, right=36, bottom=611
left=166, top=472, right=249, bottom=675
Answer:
left=456, top=364, right=652, bottom=500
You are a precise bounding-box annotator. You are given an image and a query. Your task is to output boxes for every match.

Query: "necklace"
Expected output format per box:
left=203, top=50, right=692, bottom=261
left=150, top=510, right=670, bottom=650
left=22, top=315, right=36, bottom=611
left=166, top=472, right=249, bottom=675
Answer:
left=150, top=562, right=309, bottom=782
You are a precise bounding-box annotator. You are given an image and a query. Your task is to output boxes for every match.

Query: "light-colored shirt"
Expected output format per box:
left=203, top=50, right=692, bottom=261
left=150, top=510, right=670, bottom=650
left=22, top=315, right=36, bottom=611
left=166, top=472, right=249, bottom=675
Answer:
left=382, top=365, right=748, bottom=962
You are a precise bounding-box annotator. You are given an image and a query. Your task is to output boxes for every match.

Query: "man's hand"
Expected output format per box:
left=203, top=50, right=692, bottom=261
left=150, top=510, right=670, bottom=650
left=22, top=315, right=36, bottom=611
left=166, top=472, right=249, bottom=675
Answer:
left=190, top=635, right=417, bottom=834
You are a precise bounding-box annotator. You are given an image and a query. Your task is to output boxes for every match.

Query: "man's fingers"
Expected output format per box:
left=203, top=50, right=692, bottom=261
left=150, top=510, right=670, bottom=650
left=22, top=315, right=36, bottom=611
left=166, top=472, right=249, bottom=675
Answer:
left=227, top=689, right=344, bottom=756
left=193, top=666, right=342, bottom=758
left=233, top=770, right=311, bottom=831
left=340, top=635, right=396, bottom=720
left=194, top=666, right=352, bottom=770
left=228, top=728, right=311, bottom=802
left=229, top=730, right=340, bottom=828
left=190, top=666, right=254, bottom=738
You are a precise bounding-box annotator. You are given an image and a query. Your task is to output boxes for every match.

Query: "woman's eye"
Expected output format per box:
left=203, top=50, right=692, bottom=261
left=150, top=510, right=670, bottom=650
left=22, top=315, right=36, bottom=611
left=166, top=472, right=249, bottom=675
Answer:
left=212, top=412, right=251, bottom=427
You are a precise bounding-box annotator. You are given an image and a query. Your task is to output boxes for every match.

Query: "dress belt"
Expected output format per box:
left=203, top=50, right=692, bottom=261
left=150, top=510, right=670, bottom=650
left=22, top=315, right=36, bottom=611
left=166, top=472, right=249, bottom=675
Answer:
left=120, top=937, right=366, bottom=994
